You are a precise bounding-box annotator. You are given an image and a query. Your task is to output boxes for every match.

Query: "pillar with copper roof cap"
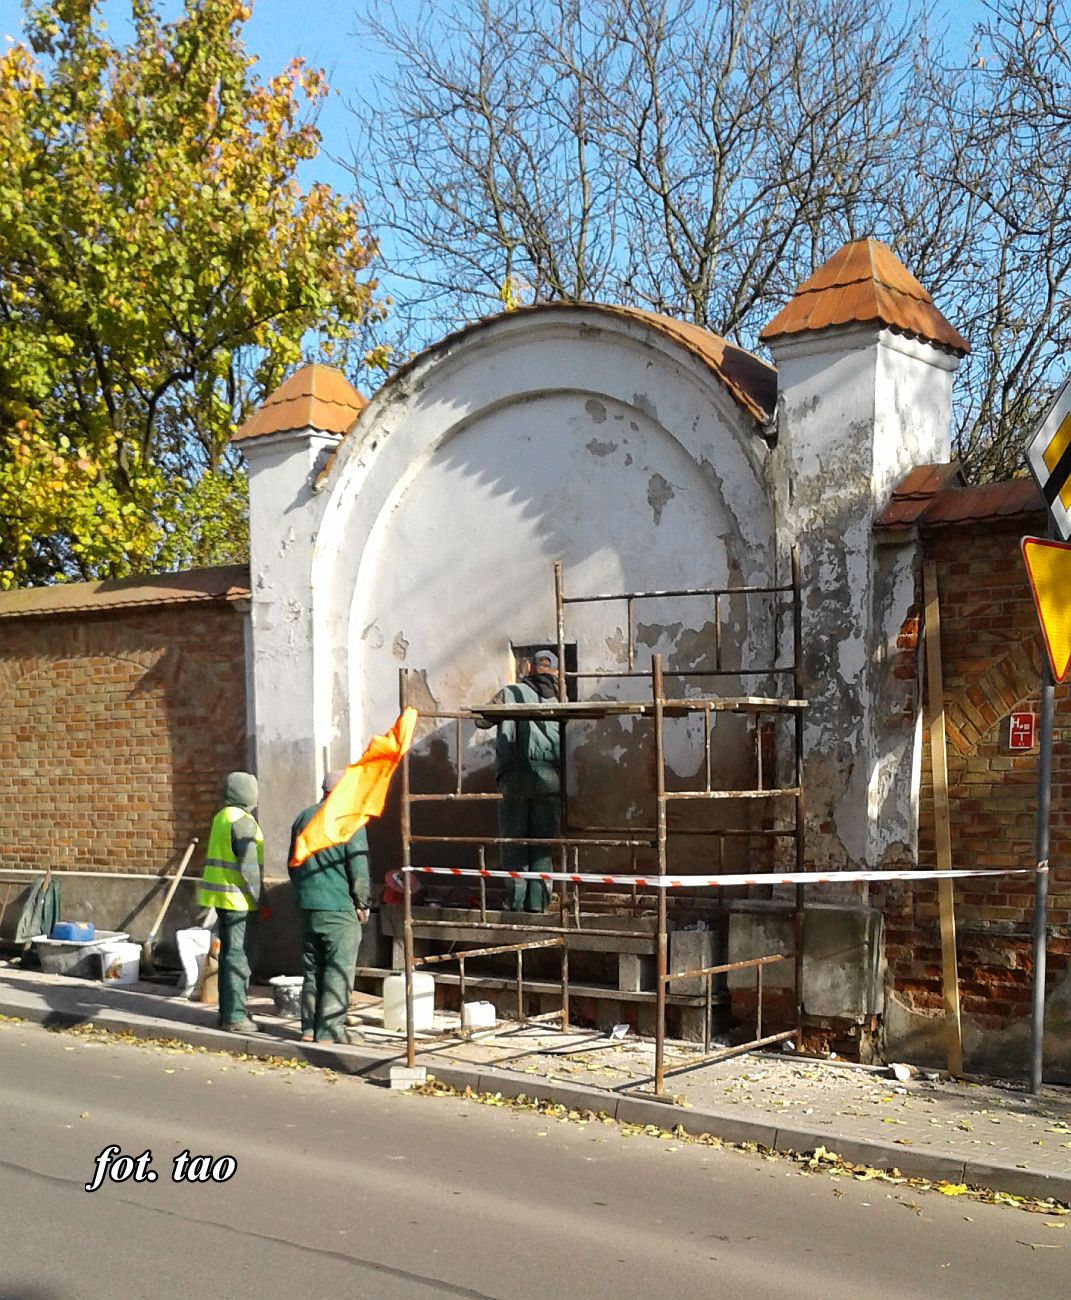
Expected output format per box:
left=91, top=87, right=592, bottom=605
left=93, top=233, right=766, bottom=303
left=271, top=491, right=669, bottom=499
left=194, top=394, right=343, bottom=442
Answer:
left=232, top=363, right=368, bottom=876
left=761, top=237, right=968, bottom=876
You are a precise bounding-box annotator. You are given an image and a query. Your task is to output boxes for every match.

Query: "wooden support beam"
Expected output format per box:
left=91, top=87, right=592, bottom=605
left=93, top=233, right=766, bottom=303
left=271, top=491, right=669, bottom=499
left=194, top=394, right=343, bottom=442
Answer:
left=923, top=560, right=964, bottom=1077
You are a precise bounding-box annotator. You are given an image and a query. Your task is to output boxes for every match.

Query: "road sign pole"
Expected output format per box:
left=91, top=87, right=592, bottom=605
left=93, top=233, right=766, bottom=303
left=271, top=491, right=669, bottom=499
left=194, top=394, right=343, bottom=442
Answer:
left=1030, top=522, right=1057, bottom=1096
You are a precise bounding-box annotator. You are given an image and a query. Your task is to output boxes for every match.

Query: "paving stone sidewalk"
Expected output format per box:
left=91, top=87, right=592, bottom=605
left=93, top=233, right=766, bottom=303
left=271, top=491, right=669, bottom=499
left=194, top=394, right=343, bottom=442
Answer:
left=2, top=963, right=1069, bottom=1204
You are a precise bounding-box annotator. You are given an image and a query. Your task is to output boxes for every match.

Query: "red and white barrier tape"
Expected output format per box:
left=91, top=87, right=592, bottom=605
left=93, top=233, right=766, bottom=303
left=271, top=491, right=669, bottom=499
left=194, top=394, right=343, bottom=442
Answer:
left=402, top=865, right=1030, bottom=889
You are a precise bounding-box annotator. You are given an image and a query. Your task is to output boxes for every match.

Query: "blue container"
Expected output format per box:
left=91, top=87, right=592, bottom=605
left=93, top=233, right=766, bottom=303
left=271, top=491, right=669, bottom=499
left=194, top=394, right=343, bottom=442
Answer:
left=51, top=921, right=95, bottom=942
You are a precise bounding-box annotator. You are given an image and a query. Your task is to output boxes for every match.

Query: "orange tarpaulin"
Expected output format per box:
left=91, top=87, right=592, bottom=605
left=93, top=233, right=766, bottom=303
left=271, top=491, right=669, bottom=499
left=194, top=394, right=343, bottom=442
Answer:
left=289, top=707, right=418, bottom=867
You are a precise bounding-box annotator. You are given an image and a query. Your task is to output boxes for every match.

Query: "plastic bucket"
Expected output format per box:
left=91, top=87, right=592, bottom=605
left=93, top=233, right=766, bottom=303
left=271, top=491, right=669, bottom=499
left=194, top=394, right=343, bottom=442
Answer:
left=99, top=942, right=141, bottom=985
left=269, top=975, right=303, bottom=1018
left=382, top=972, right=434, bottom=1032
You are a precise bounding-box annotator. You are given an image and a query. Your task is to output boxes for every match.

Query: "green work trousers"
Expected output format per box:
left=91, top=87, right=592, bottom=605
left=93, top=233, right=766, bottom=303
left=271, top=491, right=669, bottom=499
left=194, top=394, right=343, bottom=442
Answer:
left=300, top=909, right=361, bottom=1042
left=498, top=795, right=558, bottom=912
left=218, top=910, right=259, bottom=1027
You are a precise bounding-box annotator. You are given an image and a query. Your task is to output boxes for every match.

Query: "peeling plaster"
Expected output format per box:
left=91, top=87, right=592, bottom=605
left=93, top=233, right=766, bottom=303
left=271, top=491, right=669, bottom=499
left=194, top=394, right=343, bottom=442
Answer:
left=584, top=398, right=608, bottom=424
left=646, top=473, right=675, bottom=525
left=361, top=621, right=384, bottom=650
left=392, top=632, right=409, bottom=661
left=586, top=438, right=617, bottom=457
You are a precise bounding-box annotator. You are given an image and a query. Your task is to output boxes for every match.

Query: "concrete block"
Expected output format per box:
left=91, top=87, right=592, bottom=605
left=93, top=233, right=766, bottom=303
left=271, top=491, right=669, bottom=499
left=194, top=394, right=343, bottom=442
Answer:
left=727, top=902, right=794, bottom=991
left=960, top=1163, right=1071, bottom=1203
left=615, top=1095, right=688, bottom=1130
left=618, top=953, right=654, bottom=993
left=668, top=929, right=715, bottom=996
left=426, top=1065, right=482, bottom=1094
left=389, top=1064, right=427, bottom=1090
left=802, top=903, right=884, bottom=1020
left=727, top=901, right=884, bottom=1022
left=687, top=1114, right=778, bottom=1147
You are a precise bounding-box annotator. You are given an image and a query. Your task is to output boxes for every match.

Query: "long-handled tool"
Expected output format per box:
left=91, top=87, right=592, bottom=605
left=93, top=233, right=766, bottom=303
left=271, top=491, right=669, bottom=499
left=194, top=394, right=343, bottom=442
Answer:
left=140, top=838, right=197, bottom=976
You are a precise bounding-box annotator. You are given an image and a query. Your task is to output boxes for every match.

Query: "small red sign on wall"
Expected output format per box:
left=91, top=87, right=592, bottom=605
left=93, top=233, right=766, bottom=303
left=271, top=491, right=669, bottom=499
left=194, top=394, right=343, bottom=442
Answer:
left=1005, top=712, right=1037, bottom=752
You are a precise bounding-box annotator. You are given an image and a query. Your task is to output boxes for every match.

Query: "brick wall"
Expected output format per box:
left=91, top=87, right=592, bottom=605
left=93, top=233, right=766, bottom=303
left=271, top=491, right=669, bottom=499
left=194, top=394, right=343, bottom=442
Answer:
left=872, top=513, right=1071, bottom=1029
left=0, top=602, right=247, bottom=876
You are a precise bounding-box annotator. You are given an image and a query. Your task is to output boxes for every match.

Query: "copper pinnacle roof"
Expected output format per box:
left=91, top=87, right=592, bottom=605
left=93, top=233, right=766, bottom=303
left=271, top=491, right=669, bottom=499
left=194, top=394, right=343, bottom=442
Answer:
left=760, top=238, right=969, bottom=356
left=234, top=363, right=368, bottom=443
left=0, top=565, right=250, bottom=620
left=875, top=466, right=1044, bottom=531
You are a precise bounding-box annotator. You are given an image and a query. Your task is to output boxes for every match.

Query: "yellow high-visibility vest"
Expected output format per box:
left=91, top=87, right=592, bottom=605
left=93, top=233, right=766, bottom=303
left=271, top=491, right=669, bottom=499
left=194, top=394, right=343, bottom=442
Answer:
left=198, top=806, right=264, bottom=912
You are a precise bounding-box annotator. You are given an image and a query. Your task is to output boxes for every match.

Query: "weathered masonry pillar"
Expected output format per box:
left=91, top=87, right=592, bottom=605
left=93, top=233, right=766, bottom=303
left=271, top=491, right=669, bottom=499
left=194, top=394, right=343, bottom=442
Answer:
left=761, top=239, right=967, bottom=870
left=232, top=365, right=366, bottom=867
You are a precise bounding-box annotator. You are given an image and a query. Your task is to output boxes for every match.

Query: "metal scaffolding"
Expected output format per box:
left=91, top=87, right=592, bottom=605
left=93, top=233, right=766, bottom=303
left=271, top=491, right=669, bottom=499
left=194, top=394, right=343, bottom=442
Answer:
left=398, top=550, right=807, bottom=1097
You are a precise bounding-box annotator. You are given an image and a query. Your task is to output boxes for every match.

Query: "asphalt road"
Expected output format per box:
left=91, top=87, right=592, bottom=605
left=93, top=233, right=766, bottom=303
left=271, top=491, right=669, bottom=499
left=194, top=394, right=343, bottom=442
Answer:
left=0, top=1020, right=1066, bottom=1300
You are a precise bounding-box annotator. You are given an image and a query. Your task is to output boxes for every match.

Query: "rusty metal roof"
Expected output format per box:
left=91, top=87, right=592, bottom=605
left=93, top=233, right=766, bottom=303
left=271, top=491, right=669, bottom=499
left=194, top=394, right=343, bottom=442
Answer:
left=875, top=467, right=1044, bottom=532
left=234, top=364, right=368, bottom=443
left=760, top=239, right=969, bottom=356
left=0, top=565, right=251, bottom=620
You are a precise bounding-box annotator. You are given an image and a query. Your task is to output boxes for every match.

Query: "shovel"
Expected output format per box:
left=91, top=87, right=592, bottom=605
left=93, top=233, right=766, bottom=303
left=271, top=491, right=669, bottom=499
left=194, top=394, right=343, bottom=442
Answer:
left=140, top=838, right=197, bottom=977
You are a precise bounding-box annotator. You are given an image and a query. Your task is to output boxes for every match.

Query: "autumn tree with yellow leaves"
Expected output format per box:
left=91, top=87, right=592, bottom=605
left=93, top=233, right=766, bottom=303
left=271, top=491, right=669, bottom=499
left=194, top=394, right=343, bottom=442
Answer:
left=0, top=0, right=383, bottom=587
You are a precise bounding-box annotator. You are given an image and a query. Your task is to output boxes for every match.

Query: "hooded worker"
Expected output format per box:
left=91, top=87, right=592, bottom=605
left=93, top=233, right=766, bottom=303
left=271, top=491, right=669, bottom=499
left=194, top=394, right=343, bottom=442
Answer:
left=287, top=770, right=371, bottom=1043
left=197, top=771, right=265, bottom=1033
left=476, top=650, right=562, bottom=912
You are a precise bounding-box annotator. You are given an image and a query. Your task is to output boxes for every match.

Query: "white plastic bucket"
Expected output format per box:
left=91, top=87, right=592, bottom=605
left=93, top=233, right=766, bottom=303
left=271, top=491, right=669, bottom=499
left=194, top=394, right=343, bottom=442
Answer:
left=382, top=972, right=434, bottom=1032
left=99, top=942, right=141, bottom=985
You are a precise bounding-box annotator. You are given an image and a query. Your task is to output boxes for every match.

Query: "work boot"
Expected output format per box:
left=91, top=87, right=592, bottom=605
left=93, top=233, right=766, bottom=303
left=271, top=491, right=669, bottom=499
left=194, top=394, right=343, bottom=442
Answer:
left=220, top=1018, right=259, bottom=1034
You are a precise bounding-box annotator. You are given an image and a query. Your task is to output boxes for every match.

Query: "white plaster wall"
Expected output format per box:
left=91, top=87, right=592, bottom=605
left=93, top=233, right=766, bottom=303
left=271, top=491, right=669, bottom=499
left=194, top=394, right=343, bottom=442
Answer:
left=770, top=326, right=960, bottom=869
left=314, top=312, right=777, bottom=787
left=241, top=429, right=337, bottom=865
left=868, top=335, right=959, bottom=865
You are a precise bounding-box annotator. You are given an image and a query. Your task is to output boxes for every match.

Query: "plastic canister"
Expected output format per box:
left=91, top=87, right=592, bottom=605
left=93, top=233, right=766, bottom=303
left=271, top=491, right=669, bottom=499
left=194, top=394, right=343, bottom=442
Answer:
left=52, top=921, right=95, bottom=942
left=461, top=1001, right=497, bottom=1031
left=99, top=942, right=141, bottom=985
left=382, top=972, right=434, bottom=1032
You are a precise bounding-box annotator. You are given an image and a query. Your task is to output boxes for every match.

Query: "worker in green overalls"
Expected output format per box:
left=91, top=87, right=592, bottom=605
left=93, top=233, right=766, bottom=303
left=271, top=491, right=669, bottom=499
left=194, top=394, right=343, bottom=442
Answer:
left=287, top=771, right=371, bottom=1043
left=477, top=650, right=562, bottom=913
left=198, top=772, right=265, bottom=1033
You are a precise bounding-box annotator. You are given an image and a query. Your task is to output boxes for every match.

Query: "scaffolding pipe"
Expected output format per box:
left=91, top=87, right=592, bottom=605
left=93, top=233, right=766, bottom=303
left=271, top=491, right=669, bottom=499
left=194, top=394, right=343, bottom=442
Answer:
left=653, top=653, right=669, bottom=1096
left=400, top=668, right=416, bottom=1070
left=792, top=543, right=806, bottom=1051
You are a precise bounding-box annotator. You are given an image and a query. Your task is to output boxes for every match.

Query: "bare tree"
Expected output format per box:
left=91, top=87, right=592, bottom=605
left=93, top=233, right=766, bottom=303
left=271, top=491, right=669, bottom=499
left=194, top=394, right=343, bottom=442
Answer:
left=349, top=0, right=1071, bottom=481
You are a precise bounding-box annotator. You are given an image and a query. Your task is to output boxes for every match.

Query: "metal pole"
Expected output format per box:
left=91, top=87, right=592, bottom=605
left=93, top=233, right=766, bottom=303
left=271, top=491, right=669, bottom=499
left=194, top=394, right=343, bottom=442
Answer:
left=400, top=668, right=416, bottom=1069
left=561, top=941, right=570, bottom=1031
left=653, top=653, right=668, bottom=1094
left=516, top=949, right=524, bottom=1022
left=791, top=544, right=805, bottom=1050
left=554, top=559, right=568, bottom=704
left=1031, top=599, right=1056, bottom=1094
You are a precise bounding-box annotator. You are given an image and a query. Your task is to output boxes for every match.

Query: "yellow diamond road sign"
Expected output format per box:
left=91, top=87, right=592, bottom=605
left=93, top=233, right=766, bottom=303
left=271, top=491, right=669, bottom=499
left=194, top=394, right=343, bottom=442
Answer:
left=1021, top=536, right=1071, bottom=684
left=1027, top=378, right=1071, bottom=540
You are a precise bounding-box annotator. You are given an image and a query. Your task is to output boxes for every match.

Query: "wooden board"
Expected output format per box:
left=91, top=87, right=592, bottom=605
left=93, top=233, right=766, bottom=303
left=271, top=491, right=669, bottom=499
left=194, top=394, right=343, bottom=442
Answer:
left=923, top=560, right=964, bottom=1077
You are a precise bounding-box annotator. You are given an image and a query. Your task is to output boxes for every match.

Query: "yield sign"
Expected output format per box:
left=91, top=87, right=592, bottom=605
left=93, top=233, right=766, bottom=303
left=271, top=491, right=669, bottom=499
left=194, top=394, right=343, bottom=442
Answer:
left=1021, top=536, right=1071, bottom=683
left=1026, top=378, right=1071, bottom=540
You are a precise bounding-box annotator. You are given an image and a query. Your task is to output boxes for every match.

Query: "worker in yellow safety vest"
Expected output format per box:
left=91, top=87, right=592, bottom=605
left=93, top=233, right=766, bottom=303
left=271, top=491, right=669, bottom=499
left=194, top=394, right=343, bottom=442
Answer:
left=198, top=772, right=266, bottom=1033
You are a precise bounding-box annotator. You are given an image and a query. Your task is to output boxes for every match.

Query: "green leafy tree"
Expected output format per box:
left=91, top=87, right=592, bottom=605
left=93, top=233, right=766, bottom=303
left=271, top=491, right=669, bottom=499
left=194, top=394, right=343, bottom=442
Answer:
left=0, top=0, right=384, bottom=587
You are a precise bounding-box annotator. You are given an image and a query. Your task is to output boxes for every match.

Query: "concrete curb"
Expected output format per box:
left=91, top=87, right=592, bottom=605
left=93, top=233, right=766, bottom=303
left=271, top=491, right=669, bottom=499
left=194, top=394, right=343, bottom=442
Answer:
left=4, top=995, right=1068, bottom=1206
